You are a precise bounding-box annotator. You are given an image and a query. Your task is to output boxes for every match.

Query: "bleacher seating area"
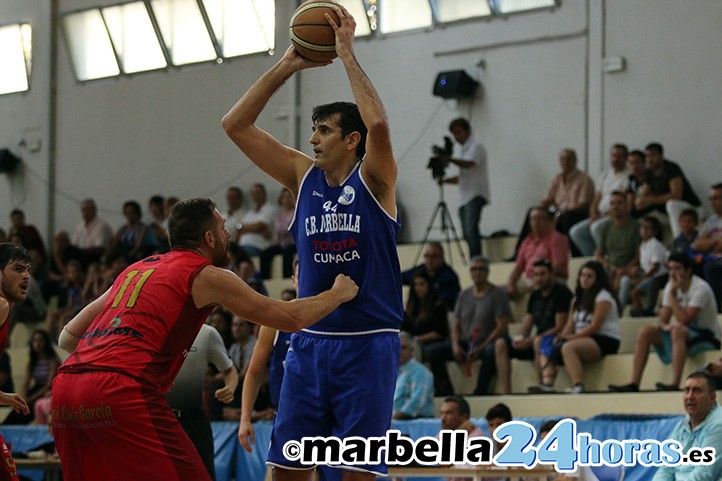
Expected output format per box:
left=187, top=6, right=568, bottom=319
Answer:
left=3, top=235, right=720, bottom=481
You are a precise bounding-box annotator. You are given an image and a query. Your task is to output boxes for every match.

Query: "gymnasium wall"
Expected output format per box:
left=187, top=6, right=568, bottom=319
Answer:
left=1, top=0, right=721, bottom=244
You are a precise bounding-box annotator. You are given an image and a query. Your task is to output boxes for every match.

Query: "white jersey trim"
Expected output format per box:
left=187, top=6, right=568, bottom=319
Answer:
left=358, top=166, right=399, bottom=223
left=301, top=328, right=400, bottom=336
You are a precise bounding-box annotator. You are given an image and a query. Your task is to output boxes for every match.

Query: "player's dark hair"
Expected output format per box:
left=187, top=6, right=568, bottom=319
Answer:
left=0, top=243, right=31, bottom=270
left=168, top=198, right=217, bottom=250
left=312, top=102, right=367, bottom=159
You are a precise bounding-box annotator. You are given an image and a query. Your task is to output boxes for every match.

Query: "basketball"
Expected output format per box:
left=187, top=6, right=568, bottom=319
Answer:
left=289, top=0, right=341, bottom=62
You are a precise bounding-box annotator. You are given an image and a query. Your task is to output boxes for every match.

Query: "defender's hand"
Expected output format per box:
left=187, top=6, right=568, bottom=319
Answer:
left=331, top=274, right=359, bottom=303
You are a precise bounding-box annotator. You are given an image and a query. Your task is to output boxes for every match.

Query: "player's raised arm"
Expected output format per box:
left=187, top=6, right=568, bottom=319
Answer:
left=328, top=4, right=397, bottom=215
left=192, top=266, right=357, bottom=332
left=222, top=48, right=328, bottom=193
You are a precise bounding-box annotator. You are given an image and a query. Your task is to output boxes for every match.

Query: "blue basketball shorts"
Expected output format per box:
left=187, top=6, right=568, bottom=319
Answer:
left=267, top=331, right=400, bottom=475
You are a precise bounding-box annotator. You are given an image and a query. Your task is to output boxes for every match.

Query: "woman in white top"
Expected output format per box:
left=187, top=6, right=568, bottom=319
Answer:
left=532, top=261, right=620, bottom=394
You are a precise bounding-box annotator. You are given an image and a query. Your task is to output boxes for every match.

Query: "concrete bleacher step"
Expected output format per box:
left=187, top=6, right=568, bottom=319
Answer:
left=445, top=347, right=722, bottom=395
left=436, top=390, right=685, bottom=420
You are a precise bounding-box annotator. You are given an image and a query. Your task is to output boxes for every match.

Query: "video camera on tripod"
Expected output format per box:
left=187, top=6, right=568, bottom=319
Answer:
left=426, top=136, right=453, bottom=180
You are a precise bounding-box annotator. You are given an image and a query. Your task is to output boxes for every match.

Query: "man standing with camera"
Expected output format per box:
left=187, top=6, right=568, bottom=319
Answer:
left=439, top=118, right=490, bottom=258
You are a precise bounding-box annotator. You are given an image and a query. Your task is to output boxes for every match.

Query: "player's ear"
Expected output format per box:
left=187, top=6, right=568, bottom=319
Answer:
left=346, top=131, right=361, bottom=152
left=204, top=230, right=214, bottom=248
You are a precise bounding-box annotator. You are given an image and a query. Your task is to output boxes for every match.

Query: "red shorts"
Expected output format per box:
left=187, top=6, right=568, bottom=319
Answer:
left=51, top=371, right=210, bottom=481
left=0, top=434, right=18, bottom=481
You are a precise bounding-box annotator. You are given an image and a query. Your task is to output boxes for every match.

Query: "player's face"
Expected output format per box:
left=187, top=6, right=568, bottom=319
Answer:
left=683, top=377, right=715, bottom=422
left=0, top=260, right=31, bottom=303
left=309, top=114, right=352, bottom=169
left=210, top=210, right=232, bottom=267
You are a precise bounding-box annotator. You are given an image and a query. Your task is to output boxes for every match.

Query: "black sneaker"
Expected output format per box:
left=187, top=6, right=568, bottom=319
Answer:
left=608, top=383, right=639, bottom=392
left=655, top=382, right=680, bottom=391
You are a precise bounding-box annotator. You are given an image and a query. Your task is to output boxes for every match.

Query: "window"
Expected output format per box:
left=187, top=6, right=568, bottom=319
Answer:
left=435, top=0, right=491, bottom=22
left=379, top=0, right=432, bottom=34
left=495, top=0, right=558, bottom=14
left=151, top=0, right=217, bottom=65
left=103, top=2, right=167, bottom=73
left=202, top=0, right=275, bottom=57
left=63, top=10, right=120, bottom=81
left=0, top=23, right=32, bottom=95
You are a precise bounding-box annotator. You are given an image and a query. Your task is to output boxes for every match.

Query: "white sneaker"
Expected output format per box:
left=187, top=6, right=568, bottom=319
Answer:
left=527, top=384, right=556, bottom=394
left=565, top=384, right=586, bottom=394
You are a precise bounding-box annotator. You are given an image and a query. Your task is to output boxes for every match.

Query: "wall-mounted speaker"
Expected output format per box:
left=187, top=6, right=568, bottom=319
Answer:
left=432, top=70, right=479, bottom=99
left=0, top=149, right=21, bottom=174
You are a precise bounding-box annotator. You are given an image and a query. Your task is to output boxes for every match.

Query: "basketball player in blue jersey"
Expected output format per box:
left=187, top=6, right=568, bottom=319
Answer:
left=223, top=5, right=402, bottom=481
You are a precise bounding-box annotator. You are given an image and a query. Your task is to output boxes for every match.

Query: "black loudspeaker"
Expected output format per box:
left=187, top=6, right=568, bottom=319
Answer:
left=432, top=70, right=479, bottom=99
left=0, top=149, right=21, bottom=174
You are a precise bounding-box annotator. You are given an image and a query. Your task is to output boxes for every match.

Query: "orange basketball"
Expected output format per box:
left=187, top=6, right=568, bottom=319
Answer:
left=289, top=0, right=341, bottom=62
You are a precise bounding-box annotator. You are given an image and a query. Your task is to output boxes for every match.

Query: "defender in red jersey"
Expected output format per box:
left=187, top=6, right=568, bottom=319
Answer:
left=51, top=198, right=358, bottom=481
left=0, top=243, right=33, bottom=481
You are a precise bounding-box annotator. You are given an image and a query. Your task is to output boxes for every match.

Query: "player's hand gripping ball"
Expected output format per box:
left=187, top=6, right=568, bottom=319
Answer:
left=289, top=0, right=341, bottom=62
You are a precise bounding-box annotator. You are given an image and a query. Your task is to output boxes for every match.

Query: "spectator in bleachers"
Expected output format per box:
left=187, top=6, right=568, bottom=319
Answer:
left=609, top=253, right=721, bottom=392
left=8, top=208, right=47, bottom=273
left=438, top=394, right=485, bottom=437
left=511, top=149, right=595, bottom=259
left=72, top=198, right=113, bottom=265
left=42, top=230, right=84, bottom=302
left=238, top=183, right=276, bottom=258
left=0, top=228, right=6, bottom=243
left=506, top=207, right=569, bottom=300
left=622, top=216, right=667, bottom=315
left=219, top=316, right=258, bottom=421
left=626, top=150, right=649, bottom=219
left=569, top=144, right=630, bottom=256
left=438, top=117, right=490, bottom=258
left=392, top=332, right=434, bottom=420
left=48, top=259, right=86, bottom=340
left=223, top=186, right=245, bottom=244
left=109, top=200, right=156, bottom=262
left=401, top=242, right=461, bottom=311
left=652, top=372, right=722, bottom=481
left=485, top=403, right=513, bottom=451
left=640, top=209, right=710, bottom=318
left=3, top=329, right=60, bottom=425
left=635, top=143, right=701, bottom=238
left=595, top=191, right=641, bottom=301
left=529, top=260, right=620, bottom=394
left=260, top=188, right=297, bottom=279
left=230, top=245, right=267, bottom=296
left=401, top=271, right=449, bottom=361
left=693, top=183, right=722, bottom=313
left=495, top=258, right=572, bottom=394
left=426, top=257, right=511, bottom=396
left=208, top=308, right=234, bottom=350
left=148, top=195, right=170, bottom=253
left=165, top=195, right=179, bottom=215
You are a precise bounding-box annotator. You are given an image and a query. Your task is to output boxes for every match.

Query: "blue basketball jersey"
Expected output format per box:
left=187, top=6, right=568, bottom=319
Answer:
left=289, top=162, right=403, bottom=333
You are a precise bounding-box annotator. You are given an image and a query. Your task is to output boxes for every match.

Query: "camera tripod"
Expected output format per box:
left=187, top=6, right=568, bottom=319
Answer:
left=413, top=180, right=467, bottom=267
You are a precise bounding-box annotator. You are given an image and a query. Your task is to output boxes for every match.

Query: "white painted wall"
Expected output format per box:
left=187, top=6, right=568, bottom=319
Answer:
left=1, top=0, right=721, bottom=247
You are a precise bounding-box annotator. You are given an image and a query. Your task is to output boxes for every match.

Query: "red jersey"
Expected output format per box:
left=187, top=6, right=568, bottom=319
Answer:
left=60, top=250, right=213, bottom=393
